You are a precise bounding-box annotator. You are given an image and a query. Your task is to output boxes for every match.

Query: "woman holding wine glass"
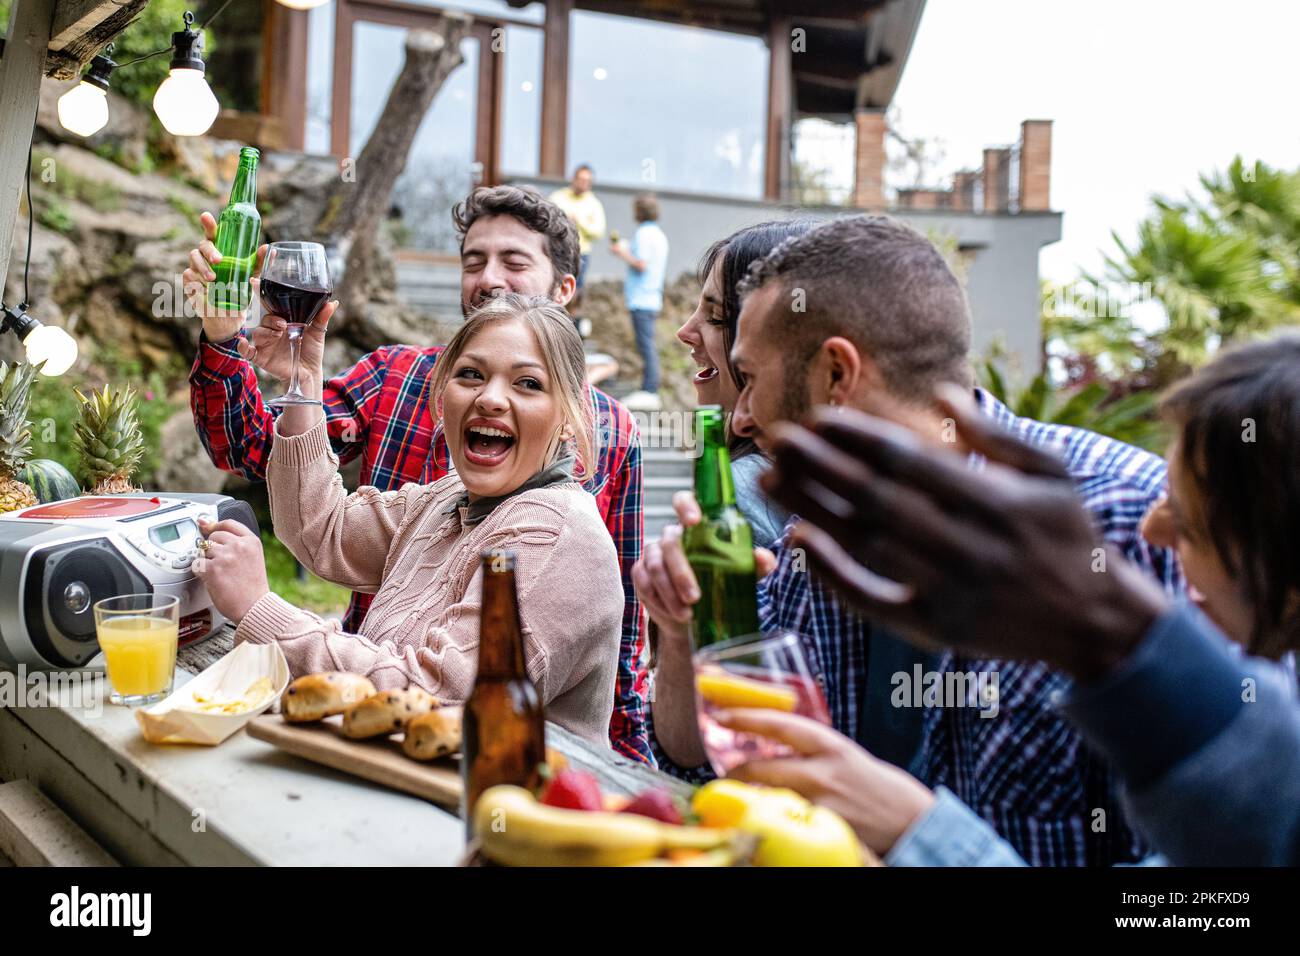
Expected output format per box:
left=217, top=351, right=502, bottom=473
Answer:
left=190, top=293, right=626, bottom=747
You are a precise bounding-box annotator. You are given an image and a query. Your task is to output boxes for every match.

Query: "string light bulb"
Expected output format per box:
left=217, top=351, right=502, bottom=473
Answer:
left=274, top=0, right=330, bottom=9
left=57, top=48, right=116, bottom=138
left=1, top=306, right=79, bottom=377
left=152, top=12, right=220, bottom=137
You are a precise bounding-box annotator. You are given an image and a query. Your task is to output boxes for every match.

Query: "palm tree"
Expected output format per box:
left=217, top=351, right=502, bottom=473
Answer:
left=978, top=355, right=1164, bottom=453
left=1100, top=157, right=1300, bottom=365
left=1201, top=157, right=1300, bottom=310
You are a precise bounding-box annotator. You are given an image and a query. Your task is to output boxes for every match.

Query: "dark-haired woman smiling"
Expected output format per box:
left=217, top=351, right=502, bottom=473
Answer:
left=677, top=221, right=815, bottom=547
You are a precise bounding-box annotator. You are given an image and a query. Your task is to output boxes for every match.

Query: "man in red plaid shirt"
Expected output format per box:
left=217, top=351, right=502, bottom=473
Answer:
left=183, top=186, right=651, bottom=763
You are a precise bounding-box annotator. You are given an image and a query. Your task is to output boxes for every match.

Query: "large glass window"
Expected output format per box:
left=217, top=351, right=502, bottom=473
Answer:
left=567, top=11, right=767, bottom=198
left=501, top=25, right=542, bottom=176
left=304, top=4, right=335, bottom=155
left=199, top=0, right=263, bottom=114
left=350, top=23, right=480, bottom=253
left=791, top=118, right=855, bottom=206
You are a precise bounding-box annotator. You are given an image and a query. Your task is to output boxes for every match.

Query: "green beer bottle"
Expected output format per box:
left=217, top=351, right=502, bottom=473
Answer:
left=683, top=405, right=759, bottom=648
left=208, top=146, right=261, bottom=312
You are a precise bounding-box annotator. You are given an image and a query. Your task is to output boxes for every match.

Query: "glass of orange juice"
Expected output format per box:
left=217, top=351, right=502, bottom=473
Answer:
left=94, top=593, right=180, bottom=706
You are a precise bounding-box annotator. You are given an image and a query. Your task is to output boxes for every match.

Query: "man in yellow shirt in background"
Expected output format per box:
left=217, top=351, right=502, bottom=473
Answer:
left=551, top=164, right=607, bottom=322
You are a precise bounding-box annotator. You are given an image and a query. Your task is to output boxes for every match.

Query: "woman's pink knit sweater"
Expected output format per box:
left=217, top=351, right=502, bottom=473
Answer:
left=233, top=419, right=623, bottom=748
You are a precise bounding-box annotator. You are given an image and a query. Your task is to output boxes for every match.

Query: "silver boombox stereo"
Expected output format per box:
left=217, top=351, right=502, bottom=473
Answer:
left=0, top=493, right=258, bottom=670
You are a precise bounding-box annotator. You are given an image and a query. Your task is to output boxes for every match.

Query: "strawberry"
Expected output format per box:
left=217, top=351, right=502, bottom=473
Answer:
left=540, top=770, right=604, bottom=811
left=620, top=788, right=684, bottom=826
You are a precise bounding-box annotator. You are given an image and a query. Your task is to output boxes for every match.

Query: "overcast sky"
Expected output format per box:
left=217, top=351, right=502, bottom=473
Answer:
left=891, top=0, right=1300, bottom=283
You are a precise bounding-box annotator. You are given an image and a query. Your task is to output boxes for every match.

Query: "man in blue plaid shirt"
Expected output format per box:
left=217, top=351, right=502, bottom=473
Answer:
left=635, top=215, right=1182, bottom=866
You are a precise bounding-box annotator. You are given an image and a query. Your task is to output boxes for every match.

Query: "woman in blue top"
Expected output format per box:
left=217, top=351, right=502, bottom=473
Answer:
left=677, top=221, right=816, bottom=548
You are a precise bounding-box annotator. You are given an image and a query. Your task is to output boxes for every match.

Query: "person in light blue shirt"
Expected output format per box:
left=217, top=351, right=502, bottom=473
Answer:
left=610, top=193, right=669, bottom=410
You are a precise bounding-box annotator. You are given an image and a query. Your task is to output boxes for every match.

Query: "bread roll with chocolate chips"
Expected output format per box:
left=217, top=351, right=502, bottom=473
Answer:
left=342, top=687, right=438, bottom=739
left=282, top=673, right=377, bottom=723
left=401, top=706, right=463, bottom=761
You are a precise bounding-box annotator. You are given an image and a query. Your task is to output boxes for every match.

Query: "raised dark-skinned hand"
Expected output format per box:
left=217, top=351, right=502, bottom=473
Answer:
left=759, top=384, right=1168, bottom=682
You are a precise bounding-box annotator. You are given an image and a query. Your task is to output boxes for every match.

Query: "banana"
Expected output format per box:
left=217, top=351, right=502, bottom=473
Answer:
left=474, top=785, right=734, bottom=867
left=629, top=832, right=759, bottom=867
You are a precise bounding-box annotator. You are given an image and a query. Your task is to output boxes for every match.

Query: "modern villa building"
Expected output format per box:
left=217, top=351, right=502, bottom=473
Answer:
left=140, top=0, right=1066, bottom=375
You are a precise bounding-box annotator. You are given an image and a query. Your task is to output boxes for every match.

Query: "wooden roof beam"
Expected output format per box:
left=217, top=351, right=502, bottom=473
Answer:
left=45, top=0, right=150, bottom=80
left=767, top=0, right=888, bottom=26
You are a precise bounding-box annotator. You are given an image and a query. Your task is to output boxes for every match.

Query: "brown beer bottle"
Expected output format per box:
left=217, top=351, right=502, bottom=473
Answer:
left=461, top=549, right=546, bottom=836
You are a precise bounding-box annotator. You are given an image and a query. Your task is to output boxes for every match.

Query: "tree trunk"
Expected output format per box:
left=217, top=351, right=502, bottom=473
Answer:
left=324, top=15, right=470, bottom=340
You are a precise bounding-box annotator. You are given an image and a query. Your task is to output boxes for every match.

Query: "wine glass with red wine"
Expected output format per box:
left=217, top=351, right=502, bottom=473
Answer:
left=259, top=241, right=332, bottom=407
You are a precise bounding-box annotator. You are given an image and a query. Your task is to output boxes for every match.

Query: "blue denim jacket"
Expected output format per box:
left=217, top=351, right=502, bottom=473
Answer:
left=887, top=787, right=1027, bottom=866
left=891, top=604, right=1300, bottom=867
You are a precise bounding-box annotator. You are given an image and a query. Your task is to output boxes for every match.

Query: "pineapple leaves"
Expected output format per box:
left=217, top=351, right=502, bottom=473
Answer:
left=72, top=384, right=146, bottom=494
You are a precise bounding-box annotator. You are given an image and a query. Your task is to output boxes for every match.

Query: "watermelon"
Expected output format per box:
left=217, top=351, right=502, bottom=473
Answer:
left=20, top=459, right=81, bottom=503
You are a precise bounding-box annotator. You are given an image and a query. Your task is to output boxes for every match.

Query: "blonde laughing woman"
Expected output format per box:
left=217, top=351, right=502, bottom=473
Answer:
left=193, top=293, right=623, bottom=747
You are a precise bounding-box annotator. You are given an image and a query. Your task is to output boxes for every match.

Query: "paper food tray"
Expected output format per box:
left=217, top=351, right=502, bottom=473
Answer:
left=136, top=642, right=290, bottom=746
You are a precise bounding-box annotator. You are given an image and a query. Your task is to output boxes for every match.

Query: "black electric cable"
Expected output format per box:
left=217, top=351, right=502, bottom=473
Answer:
left=115, top=46, right=173, bottom=69
left=21, top=132, right=33, bottom=310
left=105, top=4, right=233, bottom=69
left=198, top=0, right=236, bottom=32
left=2, top=120, right=40, bottom=329
left=18, top=4, right=236, bottom=310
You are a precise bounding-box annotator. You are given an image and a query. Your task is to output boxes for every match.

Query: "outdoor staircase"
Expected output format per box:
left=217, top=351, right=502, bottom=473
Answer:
left=394, top=256, right=692, bottom=540
left=600, top=379, right=693, bottom=541
left=395, top=254, right=463, bottom=324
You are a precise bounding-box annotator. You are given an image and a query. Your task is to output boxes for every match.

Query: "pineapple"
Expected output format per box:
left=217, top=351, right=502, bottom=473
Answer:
left=0, top=361, right=40, bottom=513
left=73, top=385, right=145, bottom=495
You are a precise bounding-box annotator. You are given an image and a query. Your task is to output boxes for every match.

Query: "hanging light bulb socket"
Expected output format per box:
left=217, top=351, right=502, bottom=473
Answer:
left=169, top=12, right=207, bottom=74
left=153, top=10, right=221, bottom=137
left=80, top=47, right=118, bottom=93
left=56, top=43, right=117, bottom=137
left=1, top=304, right=40, bottom=343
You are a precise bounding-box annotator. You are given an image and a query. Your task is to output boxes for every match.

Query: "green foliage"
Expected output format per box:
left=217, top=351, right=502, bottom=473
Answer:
left=1025, top=157, right=1300, bottom=456
left=106, top=0, right=217, bottom=111
left=262, top=533, right=351, bottom=615
left=1099, top=156, right=1300, bottom=365
left=36, top=198, right=75, bottom=234
left=1041, top=279, right=1150, bottom=372
left=978, top=350, right=1165, bottom=453
left=95, top=141, right=156, bottom=176
left=34, top=150, right=124, bottom=212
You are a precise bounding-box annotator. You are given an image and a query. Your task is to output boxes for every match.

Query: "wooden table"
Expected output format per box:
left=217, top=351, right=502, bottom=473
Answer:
left=0, top=628, right=685, bottom=866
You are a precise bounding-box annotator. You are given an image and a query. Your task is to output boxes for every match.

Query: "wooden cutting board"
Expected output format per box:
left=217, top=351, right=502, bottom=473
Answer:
left=246, top=714, right=462, bottom=808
